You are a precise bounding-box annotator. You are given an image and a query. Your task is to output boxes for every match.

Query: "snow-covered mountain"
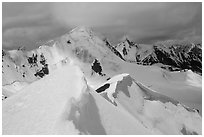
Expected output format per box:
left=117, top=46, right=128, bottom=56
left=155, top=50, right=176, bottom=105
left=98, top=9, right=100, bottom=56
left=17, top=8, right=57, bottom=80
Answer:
left=2, top=26, right=202, bottom=135
left=2, top=26, right=118, bottom=98
left=2, top=59, right=201, bottom=135
left=115, top=38, right=202, bottom=75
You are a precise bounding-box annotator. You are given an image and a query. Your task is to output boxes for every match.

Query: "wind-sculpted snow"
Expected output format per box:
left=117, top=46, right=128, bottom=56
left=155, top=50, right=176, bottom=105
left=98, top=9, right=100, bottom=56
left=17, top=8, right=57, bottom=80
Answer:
left=96, top=74, right=202, bottom=134
left=68, top=89, right=106, bottom=135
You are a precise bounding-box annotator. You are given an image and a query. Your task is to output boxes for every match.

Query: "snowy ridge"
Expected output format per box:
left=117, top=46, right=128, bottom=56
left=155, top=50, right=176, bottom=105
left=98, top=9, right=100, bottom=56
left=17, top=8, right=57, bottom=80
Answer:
left=96, top=74, right=201, bottom=134
left=2, top=62, right=153, bottom=135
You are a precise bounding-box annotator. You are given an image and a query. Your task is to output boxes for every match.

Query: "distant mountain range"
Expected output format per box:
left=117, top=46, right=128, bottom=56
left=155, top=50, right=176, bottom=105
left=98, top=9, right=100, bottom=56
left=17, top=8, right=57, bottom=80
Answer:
left=113, top=38, right=202, bottom=75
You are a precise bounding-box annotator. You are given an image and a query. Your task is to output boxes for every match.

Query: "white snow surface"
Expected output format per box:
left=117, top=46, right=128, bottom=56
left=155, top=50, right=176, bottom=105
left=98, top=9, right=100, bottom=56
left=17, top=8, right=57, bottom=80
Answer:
left=3, top=62, right=201, bottom=134
left=3, top=81, right=29, bottom=97
left=3, top=63, right=84, bottom=134
left=2, top=63, right=153, bottom=135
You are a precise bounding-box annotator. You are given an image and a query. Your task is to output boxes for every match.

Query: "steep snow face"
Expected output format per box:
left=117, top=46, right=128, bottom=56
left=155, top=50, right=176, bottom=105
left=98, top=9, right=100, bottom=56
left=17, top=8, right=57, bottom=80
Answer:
left=96, top=74, right=201, bottom=135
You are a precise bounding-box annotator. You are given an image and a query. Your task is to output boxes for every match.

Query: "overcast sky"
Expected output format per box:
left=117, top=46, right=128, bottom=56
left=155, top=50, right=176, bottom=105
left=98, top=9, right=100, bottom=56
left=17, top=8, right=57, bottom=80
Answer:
left=2, top=2, right=202, bottom=50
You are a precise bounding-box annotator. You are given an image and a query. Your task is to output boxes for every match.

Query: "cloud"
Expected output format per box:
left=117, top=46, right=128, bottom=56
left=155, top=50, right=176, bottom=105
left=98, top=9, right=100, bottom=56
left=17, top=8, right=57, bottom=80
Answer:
left=3, top=25, right=70, bottom=50
left=2, top=2, right=69, bottom=50
left=2, top=2, right=202, bottom=50
left=52, top=3, right=165, bottom=27
left=52, top=2, right=201, bottom=44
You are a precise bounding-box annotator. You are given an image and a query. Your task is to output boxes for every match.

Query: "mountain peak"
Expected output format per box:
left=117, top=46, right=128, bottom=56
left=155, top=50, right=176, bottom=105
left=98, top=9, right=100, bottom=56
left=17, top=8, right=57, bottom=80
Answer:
left=70, top=26, right=93, bottom=34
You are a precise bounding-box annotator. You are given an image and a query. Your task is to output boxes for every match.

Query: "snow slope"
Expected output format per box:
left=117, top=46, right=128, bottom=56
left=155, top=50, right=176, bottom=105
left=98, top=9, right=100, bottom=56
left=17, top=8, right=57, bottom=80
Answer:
left=3, top=61, right=201, bottom=134
left=96, top=74, right=201, bottom=134
left=2, top=81, right=29, bottom=99
left=115, top=63, right=202, bottom=114
left=3, top=62, right=84, bottom=134
left=2, top=62, right=153, bottom=135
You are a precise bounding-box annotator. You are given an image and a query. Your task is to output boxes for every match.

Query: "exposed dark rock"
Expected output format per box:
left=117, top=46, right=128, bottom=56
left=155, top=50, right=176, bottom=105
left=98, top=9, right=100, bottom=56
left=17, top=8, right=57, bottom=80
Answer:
left=2, top=95, right=7, bottom=100
left=34, top=65, right=49, bottom=78
left=40, top=54, right=46, bottom=65
left=33, top=53, right=49, bottom=78
left=67, top=40, right=71, bottom=44
left=2, top=50, right=6, bottom=57
left=122, top=47, right=127, bottom=56
left=22, top=72, right=25, bottom=78
left=91, top=59, right=105, bottom=76
left=27, top=54, right=38, bottom=67
left=106, top=77, right=110, bottom=81
left=96, top=83, right=110, bottom=93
